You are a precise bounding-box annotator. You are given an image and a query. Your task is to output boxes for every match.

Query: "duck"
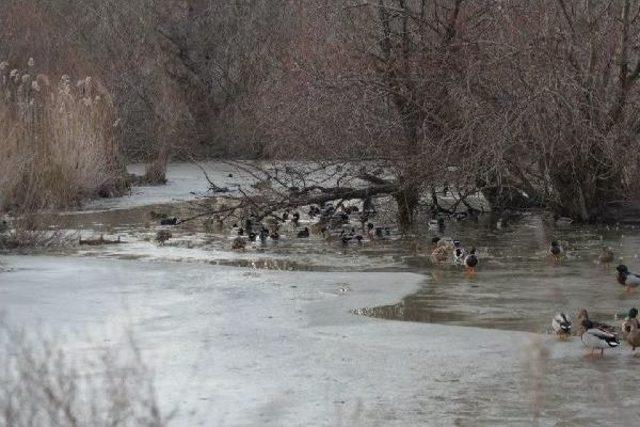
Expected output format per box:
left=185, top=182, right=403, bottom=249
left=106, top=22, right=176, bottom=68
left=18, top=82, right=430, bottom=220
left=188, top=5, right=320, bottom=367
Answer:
left=282, top=211, right=290, bottom=222
left=621, top=308, right=640, bottom=353
left=259, top=227, right=269, bottom=244
left=374, top=227, right=384, bottom=239
left=160, top=217, right=178, bottom=226
left=464, top=247, right=478, bottom=271
left=155, top=230, right=172, bottom=246
left=599, top=247, right=614, bottom=266
left=553, top=214, right=574, bottom=227
left=550, top=241, right=563, bottom=258
left=452, top=240, right=466, bottom=264
left=616, top=265, right=640, bottom=290
left=292, top=212, right=301, bottom=226
left=551, top=313, right=572, bottom=338
left=341, top=228, right=363, bottom=245
left=269, top=230, right=280, bottom=240
left=297, top=227, right=309, bottom=238
left=430, top=238, right=452, bottom=263
left=231, top=236, right=247, bottom=251
left=581, top=320, right=620, bottom=356
left=428, top=217, right=445, bottom=231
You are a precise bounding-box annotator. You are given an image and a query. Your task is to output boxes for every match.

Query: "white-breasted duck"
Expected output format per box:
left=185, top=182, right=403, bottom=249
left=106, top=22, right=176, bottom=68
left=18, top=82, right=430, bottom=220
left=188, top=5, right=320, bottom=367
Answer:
left=453, top=240, right=466, bottom=264
left=616, top=265, right=640, bottom=290
left=575, top=309, right=619, bottom=356
left=551, top=313, right=572, bottom=338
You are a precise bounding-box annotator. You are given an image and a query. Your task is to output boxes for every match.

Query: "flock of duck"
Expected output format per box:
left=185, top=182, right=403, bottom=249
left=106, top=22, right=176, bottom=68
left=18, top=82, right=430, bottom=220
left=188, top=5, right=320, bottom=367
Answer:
left=544, top=242, right=640, bottom=357
left=153, top=201, right=640, bottom=357
left=228, top=202, right=389, bottom=251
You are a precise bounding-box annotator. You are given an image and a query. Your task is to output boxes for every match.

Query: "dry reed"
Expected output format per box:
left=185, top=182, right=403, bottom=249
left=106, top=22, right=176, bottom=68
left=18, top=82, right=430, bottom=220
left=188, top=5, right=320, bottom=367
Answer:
left=0, top=59, right=128, bottom=213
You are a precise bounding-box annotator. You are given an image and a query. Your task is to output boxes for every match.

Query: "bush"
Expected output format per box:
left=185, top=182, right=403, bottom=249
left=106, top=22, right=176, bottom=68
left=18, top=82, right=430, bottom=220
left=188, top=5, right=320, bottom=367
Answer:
left=0, top=321, right=171, bottom=426
left=0, top=59, right=128, bottom=213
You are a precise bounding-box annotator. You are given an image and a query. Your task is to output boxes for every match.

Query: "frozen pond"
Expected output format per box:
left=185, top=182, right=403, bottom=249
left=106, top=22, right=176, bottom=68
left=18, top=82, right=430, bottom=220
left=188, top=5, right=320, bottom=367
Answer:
left=3, top=161, right=640, bottom=425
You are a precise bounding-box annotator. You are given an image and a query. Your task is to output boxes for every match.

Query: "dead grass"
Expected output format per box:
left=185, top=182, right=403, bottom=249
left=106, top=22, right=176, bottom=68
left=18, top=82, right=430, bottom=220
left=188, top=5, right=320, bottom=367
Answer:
left=0, top=60, right=128, bottom=213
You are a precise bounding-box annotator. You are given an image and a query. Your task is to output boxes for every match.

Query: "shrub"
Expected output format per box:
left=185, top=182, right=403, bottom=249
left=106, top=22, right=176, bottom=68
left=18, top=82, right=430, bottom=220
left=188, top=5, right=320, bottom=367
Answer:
left=0, top=321, right=172, bottom=426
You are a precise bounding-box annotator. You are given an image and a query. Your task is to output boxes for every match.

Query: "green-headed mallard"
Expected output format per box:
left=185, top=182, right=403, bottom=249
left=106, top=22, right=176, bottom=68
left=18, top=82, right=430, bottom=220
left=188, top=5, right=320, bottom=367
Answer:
left=616, top=264, right=640, bottom=290
left=575, top=309, right=619, bottom=356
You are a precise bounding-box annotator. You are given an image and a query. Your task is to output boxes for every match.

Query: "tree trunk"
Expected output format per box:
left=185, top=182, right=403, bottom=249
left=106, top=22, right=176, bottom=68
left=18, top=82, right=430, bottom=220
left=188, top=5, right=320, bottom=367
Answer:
left=394, top=185, right=420, bottom=232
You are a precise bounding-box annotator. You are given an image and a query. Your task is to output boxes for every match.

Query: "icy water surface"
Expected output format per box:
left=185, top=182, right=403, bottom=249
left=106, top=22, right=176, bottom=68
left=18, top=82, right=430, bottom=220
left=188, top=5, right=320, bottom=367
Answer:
left=3, top=161, right=640, bottom=425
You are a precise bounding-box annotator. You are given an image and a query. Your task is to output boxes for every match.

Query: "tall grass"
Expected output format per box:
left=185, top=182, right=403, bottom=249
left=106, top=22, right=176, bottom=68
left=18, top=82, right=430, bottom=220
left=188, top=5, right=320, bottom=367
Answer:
left=0, top=59, right=128, bottom=213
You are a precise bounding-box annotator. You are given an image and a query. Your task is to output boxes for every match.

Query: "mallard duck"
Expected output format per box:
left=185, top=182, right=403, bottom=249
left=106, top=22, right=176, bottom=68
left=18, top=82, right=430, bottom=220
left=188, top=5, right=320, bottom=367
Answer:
left=160, top=217, right=178, bottom=226
left=621, top=307, right=638, bottom=340
left=621, top=308, right=640, bottom=353
left=599, top=247, right=615, bottom=266
left=464, top=247, right=478, bottom=271
left=453, top=240, right=466, bottom=264
left=551, top=313, right=572, bottom=337
left=616, top=265, right=640, bottom=290
left=574, top=309, right=617, bottom=337
left=550, top=241, right=563, bottom=258
left=553, top=214, right=574, bottom=227
left=428, top=217, right=445, bottom=231
left=292, top=212, right=300, bottom=226
left=575, top=309, right=619, bottom=355
left=581, top=321, right=620, bottom=356
left=259, top=227, right=269, bottom=244
left=155, top=230, right=172, bottom=246
left=231, top=236, right=246, bottom=251
left=269, top=231, right=280, bottom=240
left=297, top=227, right=309, bottom=238
left=430, top=238, right=452, bottom=263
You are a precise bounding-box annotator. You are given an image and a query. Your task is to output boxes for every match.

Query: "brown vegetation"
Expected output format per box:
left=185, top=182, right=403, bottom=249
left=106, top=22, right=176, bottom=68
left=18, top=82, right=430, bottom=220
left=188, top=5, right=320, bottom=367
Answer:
left=0, top=60, right=127, bottom=212
left=1, top=1, right=640, bottom=224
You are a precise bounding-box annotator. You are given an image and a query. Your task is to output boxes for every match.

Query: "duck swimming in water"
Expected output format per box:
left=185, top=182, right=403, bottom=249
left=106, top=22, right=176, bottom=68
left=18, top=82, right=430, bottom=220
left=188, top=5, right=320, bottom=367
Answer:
left=616, top=265, right=640, bottom=291
left=621, top=308, right=640, bottom=354
left=297, top=227, right=309, bottom=238
left=452, top=240, right=466, bottom=264
left=551, top=313, right=572, bottom=338
left=464, top=247, right=478, bottom=271
left=599, top=247, right=614, bottom=267
left=550, top=241, right=563, bottom=259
